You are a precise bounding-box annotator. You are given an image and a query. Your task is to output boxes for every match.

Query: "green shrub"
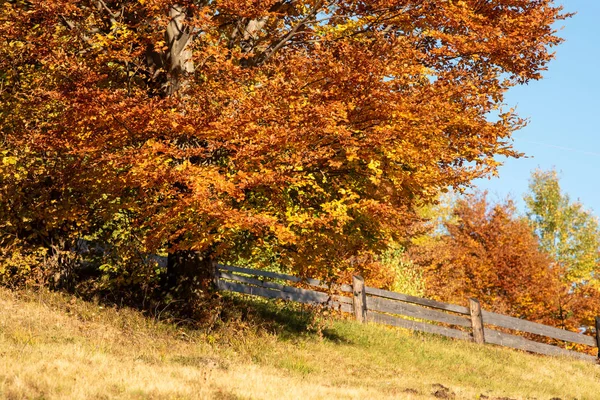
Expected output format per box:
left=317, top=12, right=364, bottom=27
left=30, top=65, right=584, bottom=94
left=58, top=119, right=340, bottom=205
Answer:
left=379, top=244, right=425, bottom=297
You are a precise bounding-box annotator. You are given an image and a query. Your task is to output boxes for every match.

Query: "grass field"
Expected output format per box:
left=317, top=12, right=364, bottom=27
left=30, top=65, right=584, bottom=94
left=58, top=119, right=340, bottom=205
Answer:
left=1, top=286, right=599, bottom=400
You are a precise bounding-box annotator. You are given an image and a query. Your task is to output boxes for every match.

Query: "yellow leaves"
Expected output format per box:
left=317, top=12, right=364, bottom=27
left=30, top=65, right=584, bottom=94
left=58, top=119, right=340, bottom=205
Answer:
left=328, top=159, right=343, bottom=168
left=154, top=40, right=166, bottom=52
left=367, top=159, right=380, bottom=172
left=270, top=224, right=295, bottom=245
left=285, top=210, right=311, bottom=229
left=367, top=159, right=383, bottom=185
left=8, top=40, right=25, bottom=49
left=176, top=159, right=190, bottom=171
left=346, top=148, right=358, bottom=162
left=2, top=156, right=17, bottom=165
left=315, top=16, right=375, bottom=41
left=321, top=199, right=349, bottom=220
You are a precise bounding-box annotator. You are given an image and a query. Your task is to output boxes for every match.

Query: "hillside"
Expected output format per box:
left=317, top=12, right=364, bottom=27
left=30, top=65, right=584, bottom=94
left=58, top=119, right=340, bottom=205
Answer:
left=1, top=287, right=599, bottom=400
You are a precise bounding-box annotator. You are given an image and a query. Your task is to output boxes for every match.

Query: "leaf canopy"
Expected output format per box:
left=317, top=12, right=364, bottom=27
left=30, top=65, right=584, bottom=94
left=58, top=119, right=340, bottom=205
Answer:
left=0, top=0, right=568, bottom=280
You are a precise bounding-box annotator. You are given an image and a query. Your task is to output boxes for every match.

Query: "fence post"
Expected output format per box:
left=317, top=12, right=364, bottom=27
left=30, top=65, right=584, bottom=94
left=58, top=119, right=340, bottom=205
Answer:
left=595, top=316, right=600, bottom=361
left=211, top=261, right=221, bottom=290
left=469, top=298, right=485, bottom=344
left=352, top=275, right=367, bottom=323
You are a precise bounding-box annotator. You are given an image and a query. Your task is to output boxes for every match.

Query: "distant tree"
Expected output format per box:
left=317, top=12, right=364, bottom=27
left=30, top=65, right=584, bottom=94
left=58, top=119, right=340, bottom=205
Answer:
left=412, top=191, right=600, bottom=333
left=412, top=193, right=562, bottom=321
left=524, top=169, right=600, bottom=288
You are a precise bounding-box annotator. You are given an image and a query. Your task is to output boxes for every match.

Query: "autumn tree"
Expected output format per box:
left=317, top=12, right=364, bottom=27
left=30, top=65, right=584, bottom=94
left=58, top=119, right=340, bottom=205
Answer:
left=525, top=168, right=600, bottom=288
left=0, top=1, right=569, bottom=294
left=412, top=193, right=565, bottom=322
left=412, top=192, right=600, bottom=334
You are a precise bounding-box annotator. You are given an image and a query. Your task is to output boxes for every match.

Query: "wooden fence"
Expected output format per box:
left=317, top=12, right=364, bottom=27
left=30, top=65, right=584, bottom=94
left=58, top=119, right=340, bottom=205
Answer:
left=214, top=263, right=600, bottom=363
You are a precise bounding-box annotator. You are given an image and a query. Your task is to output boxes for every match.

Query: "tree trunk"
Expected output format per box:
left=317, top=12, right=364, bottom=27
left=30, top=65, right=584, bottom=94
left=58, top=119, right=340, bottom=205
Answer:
left=164, top=4, right=194, bottom=96
left=161, top=4, right=206, bottom=299
left=164, top=250, right=215, bottom=299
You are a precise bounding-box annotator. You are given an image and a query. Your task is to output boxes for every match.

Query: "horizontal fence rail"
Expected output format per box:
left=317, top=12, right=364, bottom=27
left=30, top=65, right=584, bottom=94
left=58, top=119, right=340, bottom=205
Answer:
left=367, top=312, right=472, bottom=341
left=367, top=296, right=472, bottom=327
left=481, top=310, right=597, bottom=347
left=215, top=264, right=353, bottom=313
left=484, top=329, right=596, bottom=362
left=365, top=286, right=470, bottom=315
left=213, top=264, right=600, bottom=363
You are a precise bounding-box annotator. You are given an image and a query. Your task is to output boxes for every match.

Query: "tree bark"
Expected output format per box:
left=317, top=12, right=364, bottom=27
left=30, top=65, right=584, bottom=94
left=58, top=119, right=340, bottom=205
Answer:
left=165, top=250, right=215, bottom=298
left=164, top=4, right=194, bottom=95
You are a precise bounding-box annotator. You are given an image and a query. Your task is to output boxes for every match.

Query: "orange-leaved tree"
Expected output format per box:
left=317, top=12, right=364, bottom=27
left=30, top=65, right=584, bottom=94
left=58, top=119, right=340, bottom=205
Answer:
left=0, top=1, right=569, bottom=291
left=412, top=192, right=600, bottom=335
left=412, top=193, right=564, bottom=322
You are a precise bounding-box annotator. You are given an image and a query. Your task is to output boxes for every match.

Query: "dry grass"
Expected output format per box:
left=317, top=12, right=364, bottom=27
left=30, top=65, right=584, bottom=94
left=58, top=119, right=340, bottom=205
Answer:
left=1, top=287, right=599, bottom=400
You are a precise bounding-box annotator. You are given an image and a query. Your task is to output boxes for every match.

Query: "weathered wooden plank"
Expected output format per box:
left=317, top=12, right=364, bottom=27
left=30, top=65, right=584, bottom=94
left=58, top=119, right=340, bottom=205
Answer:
left=331, top=302, right=354, bottom=314
left=334, top=295, right=354, bottom=305
left=368, top=312, right=471, bottom=341
left=218, top=264, right=321, bottom=285
left=484, top=329, right=597, bottom=362
left=218, top=280, right=353, bottom=313
left=365, top=286, right=469, bottom=315
left=469, top=298, right=485, bottom=345
left=482, top=310, right=596, bottom=347
left=218, top=271, right=290, bottom=292
left=217, top=264, right=352, bottom=292
left=217, top=280, right=327, bottom=303
left=338, top=283, right=354, bottom=293
left=352, top=275, right=367, bottom=323
left=218, top=271, right=351, bottom=304
left=368, top=296, right=471, bottom=327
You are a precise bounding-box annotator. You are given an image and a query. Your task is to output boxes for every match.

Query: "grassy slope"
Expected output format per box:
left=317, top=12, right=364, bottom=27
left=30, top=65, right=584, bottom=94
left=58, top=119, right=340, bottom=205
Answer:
left=1, top=287, right=599, bottom=400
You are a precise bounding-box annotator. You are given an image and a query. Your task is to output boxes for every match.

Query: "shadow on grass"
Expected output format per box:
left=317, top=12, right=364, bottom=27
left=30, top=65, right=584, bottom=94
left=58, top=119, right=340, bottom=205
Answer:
left=217, top=292, right=352, bottom=344
left=61, top=277, right=352, bottom=345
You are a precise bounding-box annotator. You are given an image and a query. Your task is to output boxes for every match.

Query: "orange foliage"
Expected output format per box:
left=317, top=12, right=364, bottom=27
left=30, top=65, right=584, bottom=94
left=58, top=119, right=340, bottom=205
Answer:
left=412, top=193, right=600, bottom=333
left=0, top=1, right=568, bottom=282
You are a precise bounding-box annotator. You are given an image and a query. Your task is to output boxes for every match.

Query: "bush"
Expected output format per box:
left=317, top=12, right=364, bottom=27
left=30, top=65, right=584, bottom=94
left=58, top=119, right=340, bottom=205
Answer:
left=379, top=245, right=425, bottom=297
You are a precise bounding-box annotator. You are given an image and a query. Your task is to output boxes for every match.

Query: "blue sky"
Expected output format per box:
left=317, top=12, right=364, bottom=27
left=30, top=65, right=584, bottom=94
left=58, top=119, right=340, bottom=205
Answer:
left=473, top=0, right=600, bottom=215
